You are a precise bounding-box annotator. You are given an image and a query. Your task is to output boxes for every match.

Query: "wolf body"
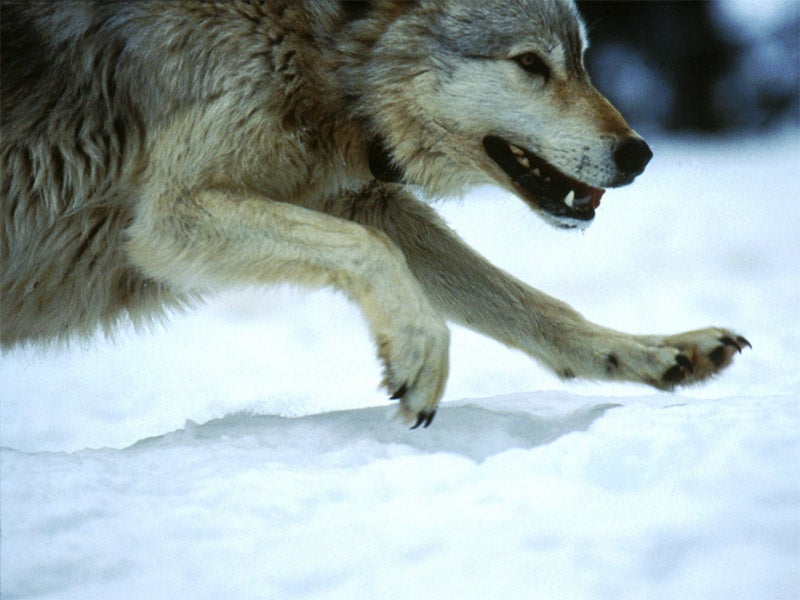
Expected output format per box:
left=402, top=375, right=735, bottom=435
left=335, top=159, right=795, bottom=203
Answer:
left=1, top=0, right=748, bottom=426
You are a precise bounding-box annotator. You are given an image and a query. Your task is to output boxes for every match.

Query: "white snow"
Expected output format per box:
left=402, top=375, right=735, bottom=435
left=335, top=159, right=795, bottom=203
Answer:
left=2, top=131, right=799, bottom=599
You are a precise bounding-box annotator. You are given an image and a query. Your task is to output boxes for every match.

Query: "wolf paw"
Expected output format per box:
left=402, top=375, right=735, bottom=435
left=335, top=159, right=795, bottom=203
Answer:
left=378, top=321, right=450, bottom=429
left=637, top=328, right=750, bottom=389
left=596, top=327, right=749, bottom=390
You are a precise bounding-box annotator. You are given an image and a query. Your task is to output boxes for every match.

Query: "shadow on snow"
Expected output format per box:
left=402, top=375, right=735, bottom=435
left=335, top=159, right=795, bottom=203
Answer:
left=128, top=401, right=621, bottom=463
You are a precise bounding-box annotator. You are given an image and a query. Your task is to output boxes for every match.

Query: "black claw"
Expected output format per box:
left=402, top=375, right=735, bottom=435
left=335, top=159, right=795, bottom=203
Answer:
left=676, top=354, right=694, bottom=374
left=736, top=336, right=752, bottom=350
left=663, top=364, right=686, bottom=385
left=410, top=411, right=436, bottom=430
left=719, top=336, right=742, bottom=352
left=390, top=383, right=408, bottom=400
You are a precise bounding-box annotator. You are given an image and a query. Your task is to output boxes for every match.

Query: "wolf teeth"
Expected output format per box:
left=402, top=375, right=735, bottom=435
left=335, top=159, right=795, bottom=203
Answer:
left=563, top=190, right=575, bottom=208
left=506, top=145, right=552, bottom=182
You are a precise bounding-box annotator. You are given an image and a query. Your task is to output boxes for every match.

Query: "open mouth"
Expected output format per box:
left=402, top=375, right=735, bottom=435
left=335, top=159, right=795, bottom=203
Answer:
left=483, top=136, right=605, bottom=228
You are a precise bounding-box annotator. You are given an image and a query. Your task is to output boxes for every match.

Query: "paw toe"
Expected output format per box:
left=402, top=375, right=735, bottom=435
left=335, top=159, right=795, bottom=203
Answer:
left=708, top=344, right=728, bottom=367
left=708, top=332, right=751, bottom=368
left=675, top=354, right=694, bottom=374
left=661, top=353, right=695, bottom=387
left=662, top=363, right=687, bottom=386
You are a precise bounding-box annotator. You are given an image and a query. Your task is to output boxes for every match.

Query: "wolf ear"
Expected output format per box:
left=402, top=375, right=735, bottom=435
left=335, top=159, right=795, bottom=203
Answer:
left=368, top=137, right=404, bottom=183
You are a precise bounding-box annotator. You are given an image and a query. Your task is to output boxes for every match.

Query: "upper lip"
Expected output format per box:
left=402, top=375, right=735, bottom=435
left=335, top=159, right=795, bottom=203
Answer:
left=483, top=135, right=605, bottom=227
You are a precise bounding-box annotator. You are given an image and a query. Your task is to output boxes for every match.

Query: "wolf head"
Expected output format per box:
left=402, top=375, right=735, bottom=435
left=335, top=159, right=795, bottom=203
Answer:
left=351, top=0, right=652, bottom=229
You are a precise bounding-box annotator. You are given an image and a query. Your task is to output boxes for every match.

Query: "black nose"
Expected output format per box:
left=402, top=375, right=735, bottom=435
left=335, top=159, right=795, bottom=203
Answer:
left=614, top=137, right=653, bottom=176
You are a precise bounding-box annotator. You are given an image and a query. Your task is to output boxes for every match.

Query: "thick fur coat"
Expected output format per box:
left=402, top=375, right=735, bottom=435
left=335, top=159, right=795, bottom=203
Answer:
left=1, top=0, right=747, bottom=426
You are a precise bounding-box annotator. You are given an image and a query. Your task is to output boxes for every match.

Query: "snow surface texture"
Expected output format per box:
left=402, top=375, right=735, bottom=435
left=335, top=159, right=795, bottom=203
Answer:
left=2, top=134, right=799, bottom=599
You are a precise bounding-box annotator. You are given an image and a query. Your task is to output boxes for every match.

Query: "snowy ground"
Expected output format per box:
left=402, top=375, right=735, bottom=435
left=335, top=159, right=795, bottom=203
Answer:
left=2, top=131, right=799, bottom=599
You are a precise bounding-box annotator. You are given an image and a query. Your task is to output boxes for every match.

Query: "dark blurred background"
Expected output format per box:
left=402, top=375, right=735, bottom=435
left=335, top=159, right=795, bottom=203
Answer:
left=576, top=0, right=799, bottom=135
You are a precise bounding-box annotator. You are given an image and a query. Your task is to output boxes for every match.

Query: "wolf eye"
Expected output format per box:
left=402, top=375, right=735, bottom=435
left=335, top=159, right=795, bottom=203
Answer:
left=513, top=53, right=550, bottom=81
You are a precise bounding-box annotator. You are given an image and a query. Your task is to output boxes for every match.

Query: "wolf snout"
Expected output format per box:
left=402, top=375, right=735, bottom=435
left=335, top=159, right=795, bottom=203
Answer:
left=613, top=137, right=653, bottom=180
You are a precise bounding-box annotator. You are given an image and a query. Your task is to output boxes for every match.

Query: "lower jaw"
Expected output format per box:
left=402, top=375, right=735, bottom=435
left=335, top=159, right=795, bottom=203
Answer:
left=517, top=190, right=597, bottom=229
left=542, top=211, right=595, bottom=230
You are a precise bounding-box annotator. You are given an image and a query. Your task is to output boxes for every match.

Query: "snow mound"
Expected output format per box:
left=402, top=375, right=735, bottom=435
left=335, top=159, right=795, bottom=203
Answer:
left=2, top=394, right=797, bottom=599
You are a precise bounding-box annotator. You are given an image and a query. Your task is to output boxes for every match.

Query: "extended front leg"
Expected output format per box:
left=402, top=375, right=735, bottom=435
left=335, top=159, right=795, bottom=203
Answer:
left=127, top=188, right=449, bottom=426
left=329, top=183, right=748, bottom=389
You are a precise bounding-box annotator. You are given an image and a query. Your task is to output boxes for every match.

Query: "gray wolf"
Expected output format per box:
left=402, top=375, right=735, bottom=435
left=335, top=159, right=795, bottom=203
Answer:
left=1, top=0, right=749, bottom=428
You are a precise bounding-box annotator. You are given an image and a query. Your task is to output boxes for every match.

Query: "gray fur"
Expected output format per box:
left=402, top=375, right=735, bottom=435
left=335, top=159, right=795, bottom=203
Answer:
left=1, top=0, right=747, bottom=424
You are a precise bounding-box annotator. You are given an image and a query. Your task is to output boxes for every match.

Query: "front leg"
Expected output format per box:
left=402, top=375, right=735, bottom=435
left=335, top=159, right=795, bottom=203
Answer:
left=127, top=187, right=449, bottom=426
left=330, top=183, right=748, bottom=389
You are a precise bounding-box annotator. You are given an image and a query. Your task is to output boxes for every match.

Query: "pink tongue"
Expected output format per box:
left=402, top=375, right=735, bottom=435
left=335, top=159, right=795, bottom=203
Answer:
left=591, top=188, right=604, bottom=209
left=574, top=187, right=604, bottom=210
